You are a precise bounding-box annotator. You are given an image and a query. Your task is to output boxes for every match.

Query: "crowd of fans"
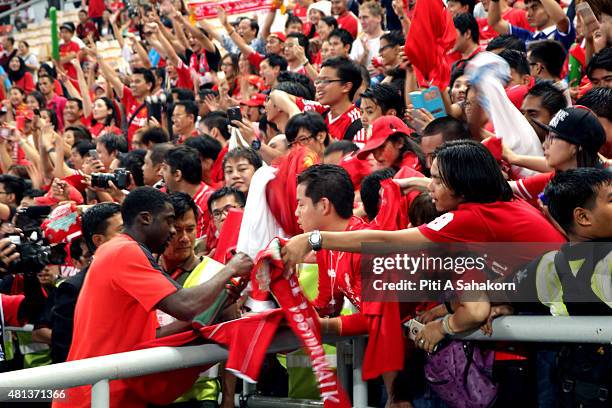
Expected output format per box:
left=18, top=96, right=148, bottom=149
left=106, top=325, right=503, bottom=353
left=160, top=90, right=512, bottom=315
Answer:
left=0, top=0, right=611, bottom=407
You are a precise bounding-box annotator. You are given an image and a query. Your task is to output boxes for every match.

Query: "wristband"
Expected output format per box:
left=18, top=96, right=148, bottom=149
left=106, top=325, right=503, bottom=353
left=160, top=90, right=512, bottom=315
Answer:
left=442, top=314, right=455, bottom=335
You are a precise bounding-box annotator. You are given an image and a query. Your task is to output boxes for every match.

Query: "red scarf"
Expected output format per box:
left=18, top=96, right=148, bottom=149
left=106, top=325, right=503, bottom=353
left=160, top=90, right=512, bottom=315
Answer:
left=253, top=239, right=351, bottom=407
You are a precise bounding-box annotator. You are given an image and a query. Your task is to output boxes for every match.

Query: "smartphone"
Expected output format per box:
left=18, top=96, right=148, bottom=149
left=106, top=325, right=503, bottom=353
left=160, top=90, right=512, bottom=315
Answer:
left=7, top=235, right=21, bottom=245
left=407, top=318, right=440, bottom=352
left=0, top=127, right=10, bottom=139
left=576, top=2, right=600, bottom=35
left=407, top=318, right=424, bottom=341
left=227, top=106, right=242, bottom=123
left=16, top=115, right=25, bottom=132
left=89, top=149, right=99, bottom=160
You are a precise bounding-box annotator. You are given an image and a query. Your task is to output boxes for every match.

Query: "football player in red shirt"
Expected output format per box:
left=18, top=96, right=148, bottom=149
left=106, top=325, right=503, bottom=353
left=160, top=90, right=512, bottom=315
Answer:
left=53, top=188, right=253, bottom=408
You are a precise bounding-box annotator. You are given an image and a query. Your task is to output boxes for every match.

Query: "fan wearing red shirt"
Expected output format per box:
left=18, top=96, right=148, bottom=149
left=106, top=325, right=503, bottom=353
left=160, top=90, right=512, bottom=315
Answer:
left=97, top=53, right=153, bottom=148
left=282, top=140, right=566, bottom=353
left=294, top=164, right=405, bottom=400
left=89, top=97, right=122, bottom=138
left=357, top=116, right=427, bottom=176
left=478, top=0, right=531, bottom=46
left=172, top=100, right=199, bottom=144
left=155, top=27, right=196, bottom=92
left=273, top=57, right=366, bottom=145
left=52, top=187, right=253, bottom=408
left=7, top=56, right=34, bottom=93
left=160, top=146, right=214, bottom=240
left=332, top=0, right=359, bottom=39
left=58, top=23, right=82, bottom=81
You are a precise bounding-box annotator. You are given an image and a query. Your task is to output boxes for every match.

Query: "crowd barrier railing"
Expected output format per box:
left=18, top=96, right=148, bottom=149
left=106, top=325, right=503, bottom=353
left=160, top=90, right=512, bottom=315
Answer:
left=1, top=316, right=611, bottom=408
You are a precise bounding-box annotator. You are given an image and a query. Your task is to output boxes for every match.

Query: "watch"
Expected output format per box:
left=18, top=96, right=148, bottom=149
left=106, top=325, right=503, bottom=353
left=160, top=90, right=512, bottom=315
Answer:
left=308, top=230, right=323, bottom=251
left=251, top=139, right=261, bottom=151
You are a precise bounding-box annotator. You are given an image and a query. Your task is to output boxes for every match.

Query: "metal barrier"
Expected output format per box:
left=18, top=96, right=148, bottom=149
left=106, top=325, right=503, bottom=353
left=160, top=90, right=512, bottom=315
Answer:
left=1, top=316, right=611, bottom=408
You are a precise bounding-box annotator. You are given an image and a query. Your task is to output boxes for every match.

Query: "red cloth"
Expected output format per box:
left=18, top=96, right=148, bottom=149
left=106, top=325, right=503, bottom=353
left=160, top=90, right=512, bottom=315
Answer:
left=1, top=294, right=25, bottom=326
left=210, top=144, right=228, bottom=185
left=88, top=0, right=106, bottom=18
left=418, top=200, right=566, bottom=268
left=193, top=182, right=214, bottom=239
left=197, top=310, right=285, bottom=383
left=404, top=0, right=456, bottom=90
left=253, top=239, right=351, bottom=407
left=338, top=152, right=371, bottom=190
left=369, top=179, right=410, bottom=231
left=266, top=146, right=319, bottom=236
left=514, top=172, right=555, bottom=207
left=211, top=208, right=243, bottom=264
left=477, top=7, right=531, bottom=46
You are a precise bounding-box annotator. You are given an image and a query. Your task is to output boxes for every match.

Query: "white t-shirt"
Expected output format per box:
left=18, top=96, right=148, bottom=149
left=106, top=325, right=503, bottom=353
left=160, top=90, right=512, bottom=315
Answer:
left=350, top=35, right=381, bottom=67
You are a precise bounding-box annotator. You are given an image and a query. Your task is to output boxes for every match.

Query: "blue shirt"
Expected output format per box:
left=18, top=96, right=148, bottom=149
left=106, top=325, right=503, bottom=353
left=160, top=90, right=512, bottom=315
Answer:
left=510, top=20, right=576, bottom=51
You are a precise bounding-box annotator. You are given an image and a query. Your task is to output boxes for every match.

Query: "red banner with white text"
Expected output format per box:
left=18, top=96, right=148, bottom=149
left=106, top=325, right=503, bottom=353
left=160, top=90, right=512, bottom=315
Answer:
left=188, top=0, right=275, bottom=20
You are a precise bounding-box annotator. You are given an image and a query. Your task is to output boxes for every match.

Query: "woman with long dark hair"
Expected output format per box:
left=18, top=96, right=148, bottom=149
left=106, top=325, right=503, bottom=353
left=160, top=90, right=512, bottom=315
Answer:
left=89, top=97, right=121, bottom=138
left=7, top=56, right=34, bottom=93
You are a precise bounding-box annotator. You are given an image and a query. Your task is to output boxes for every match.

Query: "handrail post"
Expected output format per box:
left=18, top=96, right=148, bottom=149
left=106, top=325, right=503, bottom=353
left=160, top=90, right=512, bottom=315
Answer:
left=352, top=337, right=368, bottom=407
left=91, top=379, right=110, bottom=408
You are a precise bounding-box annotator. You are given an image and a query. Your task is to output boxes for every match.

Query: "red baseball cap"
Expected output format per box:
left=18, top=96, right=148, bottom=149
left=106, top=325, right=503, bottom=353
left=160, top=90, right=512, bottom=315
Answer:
left=357, top=116, right=412, bottom=160
left=247, top=75, right=265, bottom=90
left=268, top=32, right=287, bottom=42
left=241, top=93, right=266, bottom=107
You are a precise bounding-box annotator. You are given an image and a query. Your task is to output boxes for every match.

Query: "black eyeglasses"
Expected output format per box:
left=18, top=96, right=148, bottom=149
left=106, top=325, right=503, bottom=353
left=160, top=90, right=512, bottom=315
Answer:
left=288, top=135, right=315, bottom=147
left=379, top=44, right=395, bottom=52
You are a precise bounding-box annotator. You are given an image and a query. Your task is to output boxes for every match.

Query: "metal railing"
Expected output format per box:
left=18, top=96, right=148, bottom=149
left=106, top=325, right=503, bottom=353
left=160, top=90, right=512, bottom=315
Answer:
left=1, top=316, right=611, bottom=408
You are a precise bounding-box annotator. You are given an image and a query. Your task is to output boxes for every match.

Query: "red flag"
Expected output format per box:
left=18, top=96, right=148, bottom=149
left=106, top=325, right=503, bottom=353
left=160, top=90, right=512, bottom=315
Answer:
left=212, top=208, right=244, bottom=264
left=266, top=147, right=320, bottom=237
left=404, top=0, right=456, bottom=90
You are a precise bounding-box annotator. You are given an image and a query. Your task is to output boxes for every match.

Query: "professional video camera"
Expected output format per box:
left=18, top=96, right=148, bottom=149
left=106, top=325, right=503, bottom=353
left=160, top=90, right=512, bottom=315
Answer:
left=91, top=168, right=131, bottom=189
left=145, top=91, right=174, bottom=123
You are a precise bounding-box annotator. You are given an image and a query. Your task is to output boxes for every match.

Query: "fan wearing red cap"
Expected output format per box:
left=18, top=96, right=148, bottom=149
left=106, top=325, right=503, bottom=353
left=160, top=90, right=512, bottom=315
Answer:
left=356, top=116, right=427, bottom=176
left=240, top=93, right=266, bottom=122
left=510, top=106, right=607, bottom=207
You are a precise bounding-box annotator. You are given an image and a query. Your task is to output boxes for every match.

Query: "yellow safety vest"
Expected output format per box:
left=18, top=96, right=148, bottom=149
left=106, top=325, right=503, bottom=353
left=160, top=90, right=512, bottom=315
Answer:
left=173, top=257, right=224, bottom=403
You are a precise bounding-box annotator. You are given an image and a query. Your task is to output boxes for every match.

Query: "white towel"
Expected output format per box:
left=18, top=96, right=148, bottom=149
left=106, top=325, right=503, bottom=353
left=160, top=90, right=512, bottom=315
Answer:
left=466, top=52, right=543, bottom=177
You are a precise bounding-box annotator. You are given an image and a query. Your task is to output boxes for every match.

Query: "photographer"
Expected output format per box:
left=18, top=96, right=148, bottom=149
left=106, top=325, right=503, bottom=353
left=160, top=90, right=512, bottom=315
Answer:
left=0, top=236, right=48, bottom=366
left=0, top=174, right=27, bottom=223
